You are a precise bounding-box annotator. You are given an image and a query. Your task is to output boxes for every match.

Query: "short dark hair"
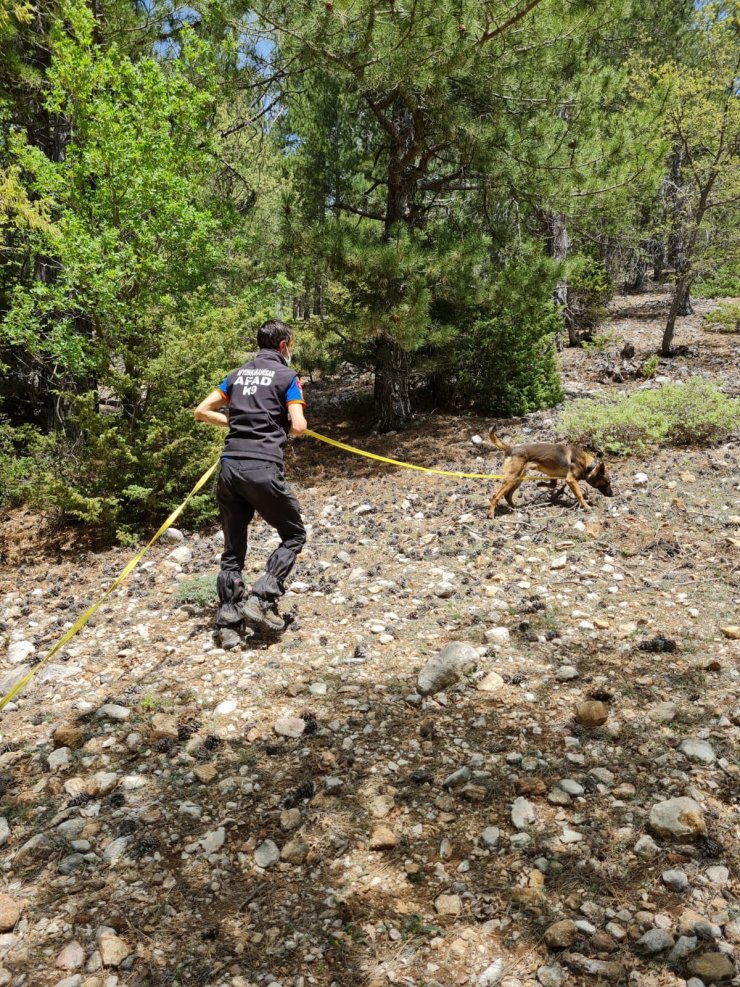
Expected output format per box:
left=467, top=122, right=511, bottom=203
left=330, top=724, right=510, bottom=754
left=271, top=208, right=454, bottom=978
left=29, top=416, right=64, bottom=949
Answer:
left=257, top=319, right=293, bottom=350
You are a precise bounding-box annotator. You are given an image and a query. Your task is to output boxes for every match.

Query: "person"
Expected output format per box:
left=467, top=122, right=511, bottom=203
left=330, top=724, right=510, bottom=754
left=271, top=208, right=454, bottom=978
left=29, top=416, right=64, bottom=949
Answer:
left=194, top=319, right=307, bottom=634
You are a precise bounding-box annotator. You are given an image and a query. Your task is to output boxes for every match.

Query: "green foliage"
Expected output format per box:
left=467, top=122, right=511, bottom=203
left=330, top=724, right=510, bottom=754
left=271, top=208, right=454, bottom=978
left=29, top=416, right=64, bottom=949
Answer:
left=694, top=267, right=740, bottom=299
left=640, top=354, right=660, bottom=378
left=428, top=253, right=564, bottom=416
left=703, top=302, right=740, bottom=333
left=562, top=378, right=739, bottom=454
left=567, top=255, right=613, bottom=331
left=175, top=574, right=217, bottom=607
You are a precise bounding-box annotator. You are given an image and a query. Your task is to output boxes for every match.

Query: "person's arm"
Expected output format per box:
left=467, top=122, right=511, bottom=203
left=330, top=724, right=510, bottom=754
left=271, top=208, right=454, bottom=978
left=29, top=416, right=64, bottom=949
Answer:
left=194, top=389, right=229, bottom=428
left=288, top=402, right=307, bottom=438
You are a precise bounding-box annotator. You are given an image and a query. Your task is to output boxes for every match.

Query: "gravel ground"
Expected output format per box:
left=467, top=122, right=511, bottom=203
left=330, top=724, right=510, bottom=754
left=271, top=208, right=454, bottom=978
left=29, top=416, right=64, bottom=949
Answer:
left=0, top=289, right=738, bottom=987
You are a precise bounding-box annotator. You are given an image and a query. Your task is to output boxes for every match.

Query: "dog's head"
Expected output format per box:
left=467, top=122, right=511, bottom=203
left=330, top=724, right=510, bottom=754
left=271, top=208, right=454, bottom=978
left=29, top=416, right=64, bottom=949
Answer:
left=585, top=460, right=613, bottom=497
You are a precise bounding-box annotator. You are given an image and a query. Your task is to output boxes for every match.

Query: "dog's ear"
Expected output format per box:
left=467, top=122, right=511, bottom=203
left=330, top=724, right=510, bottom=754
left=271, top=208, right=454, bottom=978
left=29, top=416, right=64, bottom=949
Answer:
left=590, top=461, right=605, bottom=477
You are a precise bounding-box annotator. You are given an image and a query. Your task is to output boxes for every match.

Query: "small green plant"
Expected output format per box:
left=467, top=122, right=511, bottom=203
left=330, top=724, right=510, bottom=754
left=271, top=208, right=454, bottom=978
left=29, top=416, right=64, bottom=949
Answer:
left=139, top=693, right=162, bottom=712
left=562, top=378, right=740, bottom=454
left=703, top=301, right=740, bottom=333
left=567, top=254, right=613, bottom=330
left=582, top=329, right=619, bottom=352
left=175, top=574, right=216, bottom=607
left=640, top=354, right=660, bottom=378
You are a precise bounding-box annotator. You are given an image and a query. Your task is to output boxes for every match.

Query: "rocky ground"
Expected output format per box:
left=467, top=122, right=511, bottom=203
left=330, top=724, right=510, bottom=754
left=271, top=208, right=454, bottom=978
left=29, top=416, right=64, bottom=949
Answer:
left=0, top=288, right=738, bottom=987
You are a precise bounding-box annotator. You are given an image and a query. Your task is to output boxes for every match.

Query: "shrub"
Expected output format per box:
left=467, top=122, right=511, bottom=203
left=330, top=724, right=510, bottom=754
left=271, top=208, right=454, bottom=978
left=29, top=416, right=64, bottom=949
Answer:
left=567, top=254, right=613, bottom=331
left=561, top=378, right=739, bottom=455
left=175, top=573, right=216, bottom=607
left=640, top=354, right=660, bottom=379
left=703, top=302, right=740, bottom=334
left=694, top=266, right=740, bottom=298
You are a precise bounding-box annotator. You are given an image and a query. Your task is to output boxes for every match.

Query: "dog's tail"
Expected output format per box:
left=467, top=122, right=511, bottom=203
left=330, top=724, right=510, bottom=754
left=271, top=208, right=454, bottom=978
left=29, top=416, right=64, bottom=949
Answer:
left=489, top=428, right=512, bottom=455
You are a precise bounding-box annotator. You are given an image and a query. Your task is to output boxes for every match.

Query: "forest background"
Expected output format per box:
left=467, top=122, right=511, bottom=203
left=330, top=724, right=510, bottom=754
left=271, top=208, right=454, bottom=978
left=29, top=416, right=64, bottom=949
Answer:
left=1, top=0, right=738, bottom=543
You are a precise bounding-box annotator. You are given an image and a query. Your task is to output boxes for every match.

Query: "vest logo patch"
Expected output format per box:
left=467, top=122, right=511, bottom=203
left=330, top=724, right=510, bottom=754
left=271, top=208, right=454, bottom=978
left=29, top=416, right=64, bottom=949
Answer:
left=235, top=368, right=276, bottom=396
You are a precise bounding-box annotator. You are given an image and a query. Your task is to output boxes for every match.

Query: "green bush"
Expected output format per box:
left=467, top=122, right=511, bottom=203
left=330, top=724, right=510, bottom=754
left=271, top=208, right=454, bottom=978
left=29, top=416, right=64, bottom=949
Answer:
left=175, top=573, right=217, bottom=607
left=567, top=254, right=613, bottom=331
left=694, top=266, right=740, bottom=298
left=703, top=302, right=740, bottom=333
left=562, top=378, right=739, bottom=455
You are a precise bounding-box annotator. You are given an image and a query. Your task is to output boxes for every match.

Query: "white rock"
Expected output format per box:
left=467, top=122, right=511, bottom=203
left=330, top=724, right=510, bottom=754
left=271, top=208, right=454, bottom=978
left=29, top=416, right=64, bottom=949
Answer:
left=633, top=472, right=649, bottom=486
left=8, top=640, right=34, bottom=665
left=478, top=959, right=503, bottom=986
left=48, top=748, right=71, bottom=772
left=550, top=554, right=567, bottom=570
left=200, top=827, right=226, bottom=854
left=477, top=671, right=505, bottom=693
left=103, top=837, right=130, bottom=862
left=649, top=797, right=705, bottom=838
left=433, top=582, right=456, bottom=598
left=169, top=545, right=192, bottom=565
left=484, top=627, right=510, bottom=645
left=273, top=717, right=306, bottom=738
left=161, top=527, right=184, bottom=542
left=0, top=818, right=10, bottom=848
left=511, top=797, right=536, bottom=830
left=679, top=738, right=716, bottom=764
left=214, top=699, right=237, bottom=716
left=417, top=642, right=478, bottom=696
left=556, top=665, right=579, bottom=681
left=254, top=840, right=280, bottom=868
left=96, top=704, right=130, bottom=722
left=481, top=826, right=500, bottom=848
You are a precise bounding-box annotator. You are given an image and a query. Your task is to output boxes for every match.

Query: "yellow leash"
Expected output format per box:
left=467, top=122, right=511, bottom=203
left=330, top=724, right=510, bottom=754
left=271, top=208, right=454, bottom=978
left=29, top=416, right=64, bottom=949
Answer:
left=1, top=429, right=532, bottom=712
left=0, top=462, right=218, bottom=713
left=304, top=429, right=539, bottom=482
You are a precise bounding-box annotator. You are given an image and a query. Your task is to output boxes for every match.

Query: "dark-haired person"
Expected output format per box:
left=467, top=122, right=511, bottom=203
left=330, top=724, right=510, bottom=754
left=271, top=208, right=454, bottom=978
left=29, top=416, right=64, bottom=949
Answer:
left=194, top=319, right=307, bottom=634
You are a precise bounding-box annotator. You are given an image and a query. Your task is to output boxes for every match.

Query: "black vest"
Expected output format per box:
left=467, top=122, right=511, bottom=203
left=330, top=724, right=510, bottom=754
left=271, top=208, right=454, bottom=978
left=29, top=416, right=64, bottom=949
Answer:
left=221, top=350, right=296, bottom=463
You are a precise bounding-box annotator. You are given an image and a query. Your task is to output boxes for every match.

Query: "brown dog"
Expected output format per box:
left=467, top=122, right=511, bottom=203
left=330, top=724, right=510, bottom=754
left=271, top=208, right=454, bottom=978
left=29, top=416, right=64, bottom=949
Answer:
left=487, top=429, right=613, bottom=518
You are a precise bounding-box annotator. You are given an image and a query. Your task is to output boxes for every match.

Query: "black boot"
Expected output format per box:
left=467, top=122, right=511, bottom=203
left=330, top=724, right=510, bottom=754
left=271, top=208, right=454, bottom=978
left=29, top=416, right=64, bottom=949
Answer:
left=215, top=571, right=246, bottom=629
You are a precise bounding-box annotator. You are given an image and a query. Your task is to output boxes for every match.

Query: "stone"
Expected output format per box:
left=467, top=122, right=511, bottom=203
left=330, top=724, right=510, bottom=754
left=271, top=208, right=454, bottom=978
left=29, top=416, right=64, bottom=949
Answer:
left=417, top=642, right=478, bottom=695
left=369, top=825, right=397, bottom=850
left=550, top=554, right=567, bottom=570
left=544, top=920, right=577, bottom=949
left=556, top=665, right=579, bottom=681
left=96, top=704, right=130, bottom=722
left=484, top=627, right=510, bottom=645
left=150, top=713, right=178, bottom=740
left=58, top=854, right=86, bottom=875
left=636, top=929, right=675, bottom=954
left=649, top=797, right=705, bottom=838
left=511, top=797, right=536, bottom=829
left=662, top=869, right=689, bottom=892
left=54, top=978, right=82, bottom=987
left=478, top=959, right=503, bottom=986
left=442, top=766, right=471, bottom=788
left=516, top=777, right=546, bottom=796
left=103, top=837, right=130, bottom=862
left=705, top=865, right=729, bottom=886
left=679, top=738, right=716, bottom=764
left=48, top=747, right=71, bottom=771
left=434, top=894, right=462, bottom=916
left=96, top=929, right=130, bottom=967
left=561, top=953, right=624, bottom=981
left=477, top=671, right=505, bottom=693
left=90, top=772, right=119, bottom=797
left=56, top=942, right=85, bottom=970
left=169, top=545, right=192, bottom=565
left=667, top=936, right=698, bottom=966
left=214, top=699, right=237, bottom=716
left=53, top=724, right=85, bottom=749
left=280, top=839, right=308, bottom=865
left=193, top=764, right=217, bottom=784
left=558, top=779, right=584, bottom=796
left=634, top=835, right=660, bottom=859
left=7, top=640, right=34, bottom=664
left=280, top=808, right=301, bottom=831
left=481, top=826, right=500, bottom=848
left=0, top=894, right=23, bottom=932
left=0, top=818, right=9, bottom=848
left=686, top=953, right=735, bottom=981
left=200, top=827, right=226, bottom=854
left=633, top=472, right=649, bottom=486
left=649, top=702, right=677, bottom=723
left=574, top=701, right=608, bottom=728
left=537, top=964, right=564, bottom=987
left=720, top=625, right=740, bottom=640
left=273, top=717, right=306, bottom=738
left=161, top=527, right=184, bottom=542
left=254, top=840, right=280, bottom=868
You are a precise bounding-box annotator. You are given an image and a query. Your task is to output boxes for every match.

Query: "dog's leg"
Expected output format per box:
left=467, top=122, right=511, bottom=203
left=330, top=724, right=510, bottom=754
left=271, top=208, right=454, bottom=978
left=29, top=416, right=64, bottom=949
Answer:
left=565, top=474, right=589, bottom=509
left=504, top=479, right=524, bottom=508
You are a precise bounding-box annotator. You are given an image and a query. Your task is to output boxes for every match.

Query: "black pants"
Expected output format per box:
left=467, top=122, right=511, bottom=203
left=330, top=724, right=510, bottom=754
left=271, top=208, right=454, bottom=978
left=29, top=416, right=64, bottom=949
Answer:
left=217, top=457, right=306, bottom=601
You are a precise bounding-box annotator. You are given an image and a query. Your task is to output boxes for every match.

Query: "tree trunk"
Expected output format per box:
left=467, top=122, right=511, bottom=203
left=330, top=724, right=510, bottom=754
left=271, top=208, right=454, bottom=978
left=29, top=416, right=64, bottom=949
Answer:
left=374, top=336, right=411, bottom=431
left=651, top=238, right=665, bottom=283
left=675, top=278, right=693, bottom=316
left=625, top=254, right=648, bottom=294
left=661, top=273, right=693, bottom=355
left=548, top=212, right=577, bottom=347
